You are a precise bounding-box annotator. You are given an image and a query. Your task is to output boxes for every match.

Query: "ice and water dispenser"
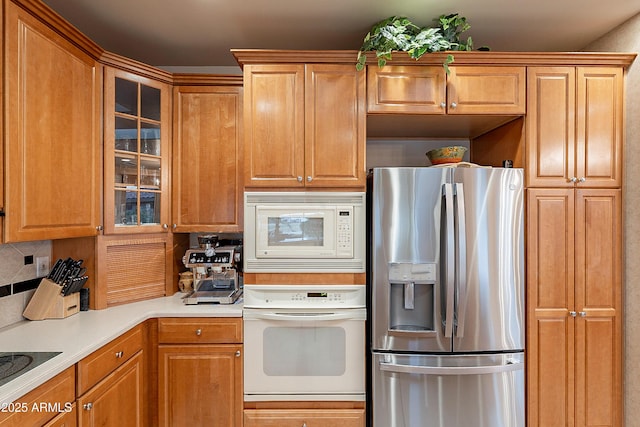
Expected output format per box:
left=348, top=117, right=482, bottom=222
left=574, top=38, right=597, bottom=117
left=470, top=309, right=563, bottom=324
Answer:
left=388, top=262, right=436, bottom=334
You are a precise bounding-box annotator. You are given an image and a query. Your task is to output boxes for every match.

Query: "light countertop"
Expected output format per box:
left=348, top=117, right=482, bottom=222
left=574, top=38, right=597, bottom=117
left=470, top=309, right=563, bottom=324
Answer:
left=0, top=292, right=243, bottom=405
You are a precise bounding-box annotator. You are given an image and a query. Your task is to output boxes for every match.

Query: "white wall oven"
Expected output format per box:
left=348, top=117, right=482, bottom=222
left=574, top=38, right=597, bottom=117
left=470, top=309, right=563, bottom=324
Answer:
left=243, top=285, right=366, bottom=401
left=244, top=192, right=366, bottom=273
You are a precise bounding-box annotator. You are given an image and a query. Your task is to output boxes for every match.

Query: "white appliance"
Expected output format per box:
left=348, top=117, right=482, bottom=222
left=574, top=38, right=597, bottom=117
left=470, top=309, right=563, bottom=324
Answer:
left=243, top=284, right=366, bottom=401
left=244, top=192, right=366, bottom=273
left=370, top=167, right=525, bottom=427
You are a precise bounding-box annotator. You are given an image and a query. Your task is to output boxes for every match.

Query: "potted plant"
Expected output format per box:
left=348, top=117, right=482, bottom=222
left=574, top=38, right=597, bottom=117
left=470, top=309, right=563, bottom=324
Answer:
left=356, top=13, right=484, bottom=73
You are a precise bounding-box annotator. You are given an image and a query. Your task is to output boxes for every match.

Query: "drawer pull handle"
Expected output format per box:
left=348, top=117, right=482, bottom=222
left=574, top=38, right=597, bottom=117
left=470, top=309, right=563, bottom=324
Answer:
left=196, top=328, right=202, bottom=336
left=115, top=351, right=124, bottom=358
left=83, top=402, right=93, bottom=410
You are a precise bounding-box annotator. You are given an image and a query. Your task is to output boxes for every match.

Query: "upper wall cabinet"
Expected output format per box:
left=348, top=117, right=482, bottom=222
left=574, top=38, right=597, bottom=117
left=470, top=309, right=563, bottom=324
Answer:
left=526, top=67, right=624, bottom=188
left=367, top=65, right=526, bottom=115
left=172, top=84, right=243, bottom=232
left=3, top=1, right=102, bottom=242
left=243, top=63, right=366, bottom=189
left=103, top=67, right=171, bottom=234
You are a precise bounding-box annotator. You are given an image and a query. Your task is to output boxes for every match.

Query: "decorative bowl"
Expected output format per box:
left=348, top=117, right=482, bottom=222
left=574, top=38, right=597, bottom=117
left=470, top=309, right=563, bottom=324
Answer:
left=426, top=146, right=468, bottom=165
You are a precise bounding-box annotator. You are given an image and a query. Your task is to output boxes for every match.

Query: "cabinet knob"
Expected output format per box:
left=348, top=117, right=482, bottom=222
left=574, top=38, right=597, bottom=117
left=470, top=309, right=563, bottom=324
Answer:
left=440, top=102, right=446, bottom=108
left=162, top=223, right=168, bottom=229
left=569, top=311, right=577, bottom=317
left=235, top=350, right=241, bottom=357
left=578, top=177, right=586, bottom=183
left=297, top=176, right=303, bottom=182
left=115, top=351, right=124, bottom=358
left=172, top=224, right=177, bottom=229
left=83, top=403, right=93, bottom=411
left=569, top=177, right=578, bottom=183
left=450, top=102, right=458, bottom=109
left=96, top=225, right=103, bottom=231
left=302, top=424, right=307, bottom=427
left=579, top=311, right=587, bottom=317
left=196, top=328, right=202, bottom=336
left=307, top=176, right=312, bottom=183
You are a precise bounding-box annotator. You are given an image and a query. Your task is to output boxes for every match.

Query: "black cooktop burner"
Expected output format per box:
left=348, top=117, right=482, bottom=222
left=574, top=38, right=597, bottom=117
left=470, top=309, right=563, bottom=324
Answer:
left=0, top=352, right=62, bottom=387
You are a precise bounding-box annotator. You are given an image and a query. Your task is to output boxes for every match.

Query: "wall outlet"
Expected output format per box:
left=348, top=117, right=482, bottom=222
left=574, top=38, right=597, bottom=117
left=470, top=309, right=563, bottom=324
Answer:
left=36, top=256, right=50, bottom=277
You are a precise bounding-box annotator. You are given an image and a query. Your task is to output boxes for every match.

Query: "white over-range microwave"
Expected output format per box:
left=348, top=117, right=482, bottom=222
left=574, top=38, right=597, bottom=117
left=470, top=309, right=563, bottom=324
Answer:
left=244, top=192, right=366, bottom=273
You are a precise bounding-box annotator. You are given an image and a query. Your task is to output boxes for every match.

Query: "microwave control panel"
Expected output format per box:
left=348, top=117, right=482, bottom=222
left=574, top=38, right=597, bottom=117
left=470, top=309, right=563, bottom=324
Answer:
left=336, top=207, right=354, bottom=257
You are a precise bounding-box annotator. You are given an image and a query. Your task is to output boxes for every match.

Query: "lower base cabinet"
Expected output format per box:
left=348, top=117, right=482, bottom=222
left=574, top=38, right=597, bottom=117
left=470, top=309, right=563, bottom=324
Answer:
left=244, top=409, right=366, bottom=427
left=76, top=351, right=144, bottom=427
left=157, top=317, right=243, bottom=427
left=0, top=367, right=75, bottom=427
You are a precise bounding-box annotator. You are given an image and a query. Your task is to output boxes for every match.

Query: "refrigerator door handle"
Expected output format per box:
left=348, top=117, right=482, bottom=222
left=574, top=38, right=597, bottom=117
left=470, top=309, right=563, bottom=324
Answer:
left=454, top=182, right=467, bottom=338
left=443, top=183, right=456, bottom=338
left=379, top=359, right=523, bottom=376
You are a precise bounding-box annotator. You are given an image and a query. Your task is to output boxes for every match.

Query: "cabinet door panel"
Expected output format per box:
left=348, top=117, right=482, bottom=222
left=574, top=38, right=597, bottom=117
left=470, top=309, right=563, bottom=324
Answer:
left=576, top=68, right=623, bottom=187
left=305, top=64, right=365, bottom=187
left=574, top=189, right=621, bottom=427
left=77, top=351, right=144, bottom=427
left=527, top=189, right=575, bottom=427
left=366, top=65, right=446, bottom=114
left=244, top=64, right=305, bottom=187
left=448, top=66, right=526, bottom=114
left=173, top=86, right=243, bottom=231
left=104, top=68, right=171, bottom=234
left=526, top=67, right=576, bottom=187
left=4, top=4, right=101, bottom=242
left=158, top=345, right=242, bottom=427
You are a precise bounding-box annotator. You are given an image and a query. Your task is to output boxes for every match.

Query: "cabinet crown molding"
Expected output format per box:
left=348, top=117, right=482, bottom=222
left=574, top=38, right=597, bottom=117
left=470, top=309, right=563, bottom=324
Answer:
left=232, top=49, right=637, bottom=68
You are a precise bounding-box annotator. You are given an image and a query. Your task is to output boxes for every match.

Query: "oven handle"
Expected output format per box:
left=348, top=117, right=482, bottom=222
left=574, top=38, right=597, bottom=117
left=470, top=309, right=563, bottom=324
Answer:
left=243, top=311, right=365, bottom=322
left=379, top=359, right=523, bottom=376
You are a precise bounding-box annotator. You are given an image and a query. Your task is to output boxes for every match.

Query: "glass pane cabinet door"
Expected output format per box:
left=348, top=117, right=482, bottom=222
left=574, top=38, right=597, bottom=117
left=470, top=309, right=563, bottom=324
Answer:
left=105, top=68, right=169, bottom=234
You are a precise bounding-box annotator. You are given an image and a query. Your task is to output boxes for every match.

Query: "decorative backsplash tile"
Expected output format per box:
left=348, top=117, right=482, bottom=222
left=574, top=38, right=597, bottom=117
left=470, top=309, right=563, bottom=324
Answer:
left=0, top=240, right=51, bottom=329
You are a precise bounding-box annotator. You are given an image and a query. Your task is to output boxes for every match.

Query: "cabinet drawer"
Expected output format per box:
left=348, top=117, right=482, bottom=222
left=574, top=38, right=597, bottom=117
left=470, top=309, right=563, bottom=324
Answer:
left=0, top=366, right=75, bottom=427
left=158, top=317, right=242, bottom=344
left=244, top=409, right=365, bottom=427
left=76, top=324, right=144, bottom=395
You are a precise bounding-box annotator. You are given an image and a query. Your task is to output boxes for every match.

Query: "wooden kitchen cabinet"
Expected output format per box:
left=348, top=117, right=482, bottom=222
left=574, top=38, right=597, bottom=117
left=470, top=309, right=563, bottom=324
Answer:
left=172, top=83, right=243, bottom=232
left=526, top=67, right=623, bottom=188
left=244, top=409, right=365, bottom=427
left=3, top=1, right=102, bottom=242
left=103, top=67, right=172, bottom=234
left=76, top=324, right=144, bottom=395
left=0, top=367, right=75, bottom=427
left=243, top=63, right=365, bottom=188
left=157, top=318, right=243, bottom=427
left=527, top=188, right=622, bottom=427
left=76, top=324, right=145, bottom=427
left=77, top=351, right=144, bottom=427
left=367, top=65, right=525, bottom=115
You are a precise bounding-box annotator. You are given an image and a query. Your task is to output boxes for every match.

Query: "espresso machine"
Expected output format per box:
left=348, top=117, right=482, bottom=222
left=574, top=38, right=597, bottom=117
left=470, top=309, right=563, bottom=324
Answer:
left=182, top=235, right=243, bottom=304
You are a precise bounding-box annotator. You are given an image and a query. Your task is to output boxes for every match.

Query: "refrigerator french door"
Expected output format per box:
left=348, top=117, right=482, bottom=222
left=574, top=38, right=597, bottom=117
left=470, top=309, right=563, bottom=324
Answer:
left=370, top=166, right=525, bottom=427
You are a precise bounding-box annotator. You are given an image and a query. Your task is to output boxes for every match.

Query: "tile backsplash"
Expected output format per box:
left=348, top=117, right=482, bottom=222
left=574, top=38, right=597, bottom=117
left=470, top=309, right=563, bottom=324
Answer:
left=0, top=240, right=52, bottom=329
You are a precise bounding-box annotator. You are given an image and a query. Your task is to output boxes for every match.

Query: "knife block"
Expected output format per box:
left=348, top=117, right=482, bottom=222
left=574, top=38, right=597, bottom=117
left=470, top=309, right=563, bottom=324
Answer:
left=23, top=278, right=80, bottom=320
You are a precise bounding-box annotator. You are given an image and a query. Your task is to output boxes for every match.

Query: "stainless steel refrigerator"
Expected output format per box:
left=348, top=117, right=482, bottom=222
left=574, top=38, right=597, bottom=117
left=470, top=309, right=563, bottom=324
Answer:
left=370, top=166, right=524, bottom=427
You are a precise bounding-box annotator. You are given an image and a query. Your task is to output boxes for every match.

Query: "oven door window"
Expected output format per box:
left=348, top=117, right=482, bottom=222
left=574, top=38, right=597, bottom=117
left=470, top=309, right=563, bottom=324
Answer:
left=263, top=326, right=346, bottom=376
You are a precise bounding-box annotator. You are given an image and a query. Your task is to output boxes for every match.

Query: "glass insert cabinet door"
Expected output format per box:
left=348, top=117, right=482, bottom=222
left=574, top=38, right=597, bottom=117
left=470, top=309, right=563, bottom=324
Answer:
left=104, top=67, right=170, bottom=234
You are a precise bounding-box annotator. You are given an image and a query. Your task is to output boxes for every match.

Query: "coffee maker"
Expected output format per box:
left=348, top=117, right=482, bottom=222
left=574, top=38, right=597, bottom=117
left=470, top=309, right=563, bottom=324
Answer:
left=182, top=235, right=243, bottom=304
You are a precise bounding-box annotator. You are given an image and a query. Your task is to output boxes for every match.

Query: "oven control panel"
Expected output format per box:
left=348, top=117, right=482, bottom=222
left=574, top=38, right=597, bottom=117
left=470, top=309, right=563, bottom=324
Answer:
left=243, top=285, right=366, bottom=309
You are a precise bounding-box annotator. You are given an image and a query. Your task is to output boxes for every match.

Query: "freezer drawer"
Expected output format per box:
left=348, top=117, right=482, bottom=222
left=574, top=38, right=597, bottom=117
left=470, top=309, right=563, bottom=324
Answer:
left=372, top=352, right=524, bottom=427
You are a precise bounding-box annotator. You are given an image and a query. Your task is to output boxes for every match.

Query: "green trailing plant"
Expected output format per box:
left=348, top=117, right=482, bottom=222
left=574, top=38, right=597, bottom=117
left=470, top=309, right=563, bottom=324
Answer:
left=356, top=13, right=485, bottom=73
